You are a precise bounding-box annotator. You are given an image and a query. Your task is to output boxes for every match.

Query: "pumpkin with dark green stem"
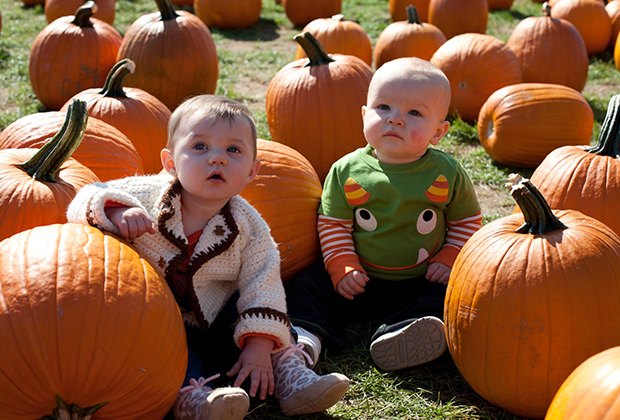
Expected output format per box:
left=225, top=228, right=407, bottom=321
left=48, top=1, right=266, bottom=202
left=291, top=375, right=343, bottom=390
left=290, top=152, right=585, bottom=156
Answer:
left=445, top=175, right=620, bottom=418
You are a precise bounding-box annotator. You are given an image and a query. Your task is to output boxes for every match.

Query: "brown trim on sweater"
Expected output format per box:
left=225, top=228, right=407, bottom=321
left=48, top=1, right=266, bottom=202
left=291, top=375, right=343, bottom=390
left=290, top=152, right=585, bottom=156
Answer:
left=238, top=307, right=291, bottom=329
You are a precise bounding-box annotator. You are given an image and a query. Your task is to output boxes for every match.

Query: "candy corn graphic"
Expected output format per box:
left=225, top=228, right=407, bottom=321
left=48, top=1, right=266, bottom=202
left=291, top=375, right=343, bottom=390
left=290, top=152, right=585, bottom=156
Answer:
left=344, top=177, right=370, bottom=206
left=425, top=174, right=449, bottom=203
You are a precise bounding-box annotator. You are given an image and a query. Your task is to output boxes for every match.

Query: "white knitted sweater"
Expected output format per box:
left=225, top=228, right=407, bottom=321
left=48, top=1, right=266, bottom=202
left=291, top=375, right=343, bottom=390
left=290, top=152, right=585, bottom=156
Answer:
left=67, top=173, right=291, bottom=351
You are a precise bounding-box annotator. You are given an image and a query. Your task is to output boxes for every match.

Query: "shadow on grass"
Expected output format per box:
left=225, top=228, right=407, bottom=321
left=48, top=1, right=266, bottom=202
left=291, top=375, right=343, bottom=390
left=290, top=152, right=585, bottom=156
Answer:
left=213, top=18, right=281, bottom=42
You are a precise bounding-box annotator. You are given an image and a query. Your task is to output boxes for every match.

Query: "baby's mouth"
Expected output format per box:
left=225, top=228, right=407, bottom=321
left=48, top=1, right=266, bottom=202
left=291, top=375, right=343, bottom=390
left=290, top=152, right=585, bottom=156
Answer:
left=208, top=172, right=224, bottom=181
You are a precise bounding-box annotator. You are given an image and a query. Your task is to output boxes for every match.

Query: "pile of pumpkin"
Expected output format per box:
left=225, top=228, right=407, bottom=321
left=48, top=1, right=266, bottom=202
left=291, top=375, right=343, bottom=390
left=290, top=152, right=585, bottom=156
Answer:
left=2, top=0, right=620, bottom=418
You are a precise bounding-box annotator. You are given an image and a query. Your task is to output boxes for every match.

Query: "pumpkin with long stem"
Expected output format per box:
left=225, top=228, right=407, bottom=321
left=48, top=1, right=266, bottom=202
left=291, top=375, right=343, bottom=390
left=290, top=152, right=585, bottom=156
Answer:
left=0, top=100, right=99, bottom=241
left=445, top=174, right=620, bottom=418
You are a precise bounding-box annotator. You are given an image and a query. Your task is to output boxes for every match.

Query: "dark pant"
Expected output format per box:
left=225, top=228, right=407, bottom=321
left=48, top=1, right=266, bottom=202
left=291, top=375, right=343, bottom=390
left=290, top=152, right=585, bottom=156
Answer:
left=284, top=262, right=447, bottom=349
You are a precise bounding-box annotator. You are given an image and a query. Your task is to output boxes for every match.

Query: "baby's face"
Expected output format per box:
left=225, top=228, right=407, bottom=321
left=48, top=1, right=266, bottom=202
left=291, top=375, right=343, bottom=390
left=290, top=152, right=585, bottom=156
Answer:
left=362, top=72, right=450, bottom=165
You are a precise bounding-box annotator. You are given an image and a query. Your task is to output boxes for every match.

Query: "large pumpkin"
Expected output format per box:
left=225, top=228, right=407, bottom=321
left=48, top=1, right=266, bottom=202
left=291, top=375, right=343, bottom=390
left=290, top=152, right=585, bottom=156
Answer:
left=241, top=139, right=322, bottom=280
left=430, top=33, right=522, bottom=123
left=45, top=0, right=115, bottom=24
left=506, top=3, right=589, bottom=92
left=551, top=0, right=611, bottom=55
left=265, top=32, right=372, bottom=182
left=545, top=346, right=620, bottom=420
left=527, top=93, right=620, bottom=235
left=116, top=0, right=219, bottom=111
left=61, top=59, right=171, bottom=175
left=445, top=175, right=620, bottom=418
left=29, top=1, right=122, bottom=111
left=0, top=223, right=187, bottom=418
left=0, top=110, right=144, bottom=182
left=477, top=83, right=594, bottom=168
left=427, top=0, right=488, bottom=39
left=0, top=100, right=99, bottom=241
left=281, top=0, right=342, bottom=26
left=194, top=0, right=262, bottom=29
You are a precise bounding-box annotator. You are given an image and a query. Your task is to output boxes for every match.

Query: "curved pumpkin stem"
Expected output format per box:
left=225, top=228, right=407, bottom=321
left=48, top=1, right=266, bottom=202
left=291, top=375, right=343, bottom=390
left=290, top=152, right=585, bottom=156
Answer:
left=71, top=1, right=97, bottom=28
left=19, top=99, right=88, bottom=182
left=506, top=174, right=567, bottom=235
left=155, top=0, right=179, bottom=21
left=294, top=32, right=335, bottom=67
left=542, top=2, right=551, bottom=17
left=586, top=94, right=620, bottom=158
left=40, top=394, right=108, bottom=420
left=99, top=59, right=136, bottom=98
left=406, top=5, right=420, bottom=24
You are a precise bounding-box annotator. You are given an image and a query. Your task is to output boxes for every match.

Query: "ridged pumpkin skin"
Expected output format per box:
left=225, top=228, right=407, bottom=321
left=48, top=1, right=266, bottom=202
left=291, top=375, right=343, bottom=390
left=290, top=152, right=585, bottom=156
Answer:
left=506, top=4, right=589, bottom=92
left=195, top=0, right=262, bottom=29
left=29, top=3, right=122, bottom=111
left=428, top=0, right=488, bottom=39
left=0, top=223, right=187, bottom=419
left=389, top=0, right=430, bottom=22
left=45, top=0, right=115, bottom=24
left=551, top=0, right=611, bottom=55
left=117, top=0, right=218, bottom=111
left=0, top=112, right=144, bottom=182
left=61, top=59, right=171, bottom=175
left=295, top=14, right=373, bottom=67
left=374, top=6, right=446, bottom=68
left=266, top=32, right=372, bottom=182
left=527, top=94, right=620, bottom=235
left=545, top=346, right=620, bottom=420
left=281, top=0, right=342, bottom=26
left=477, top=83, right=594, bottom=168
left=430, top=33, right=522, bottom=123
left=241, top=140, right=322, bottom=280
left=445, top=176, right=620, bottom=419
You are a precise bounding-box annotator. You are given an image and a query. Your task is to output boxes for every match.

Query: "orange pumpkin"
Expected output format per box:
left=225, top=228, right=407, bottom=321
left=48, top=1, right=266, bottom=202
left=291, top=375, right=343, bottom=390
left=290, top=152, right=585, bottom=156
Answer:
left=195, top=0, right=262, bottom=29
left=506, top=3, right=589, bottom=92
left=427, top=0, right=488, bottom=39
left=45, top=0, right=115, bottom=24
left=0, top=100, right=99, bottom=241
left=551, top=0, right=612, bottom=55
left=487, top=0, right=513, bottom=10
left=389, top=0, right=430, bottom=22
left=61, top=59, right=171, bottom=175
left=265, top=32, right=372, bottom=182
left=527, top=94, right=620, bottom=235
left=295, top=14, right=373, bottom=67
left=117, top=0, right=219, bottom=111
left=477, top=83, right=594, bottom=168
left=430, top=33, right=522, bottom=123
left=445, top=175, right=620, bottom=418
left=374, top=5, right=446, bottom=68
left=241, top=139, right=322, bottom=280
left=29, top=1, right=122, bottom=111
left=0, top=111, right=144, bottom=182
left=546, top=346, right=620, bottom=420
left=0, top=223, right=187, bottom=418
left=607, top=0, right=620, bottom=50
left=281, top=0, right=342, bottom=26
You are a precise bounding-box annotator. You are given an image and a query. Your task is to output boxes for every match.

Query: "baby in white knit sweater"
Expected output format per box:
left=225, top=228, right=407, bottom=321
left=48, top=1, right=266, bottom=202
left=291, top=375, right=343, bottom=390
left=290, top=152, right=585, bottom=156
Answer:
left=67, top=95, right=348, bottom=419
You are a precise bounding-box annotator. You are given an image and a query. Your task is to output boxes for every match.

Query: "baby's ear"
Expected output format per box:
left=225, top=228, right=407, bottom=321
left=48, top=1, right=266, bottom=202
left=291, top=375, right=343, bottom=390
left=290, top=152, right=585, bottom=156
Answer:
left=160, top=148, right=176, bottom=175
left=431, top=120, right=450, bottom=146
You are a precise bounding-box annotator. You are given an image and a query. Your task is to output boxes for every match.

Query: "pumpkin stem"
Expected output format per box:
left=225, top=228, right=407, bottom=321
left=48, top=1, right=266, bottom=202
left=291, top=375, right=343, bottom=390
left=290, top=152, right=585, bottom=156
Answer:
left=586, top=94, right=620, bottom=158
left=19, top=100, right=88, bottom=182
left=542, top=2, right=551, bottom=17
left=99, top=59, right=136, bottom=98
left=331, top=14, right=345, bottom=22
left=155, top=0, right=179, bottom=21
left=40, top=394, right=108, bottom=420
left=506, top=174, right=567, bottom=235
left=294, top=32, right=335, bottom=67
left=71, top=1, right=97, bottom=28
left=406, top=5, right=420, bottom=24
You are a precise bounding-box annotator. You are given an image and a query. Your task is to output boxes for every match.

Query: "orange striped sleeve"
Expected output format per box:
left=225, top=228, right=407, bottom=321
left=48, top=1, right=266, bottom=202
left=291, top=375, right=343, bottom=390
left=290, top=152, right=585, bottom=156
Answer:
left=429, top=212, right=483, bottom=268
left=318, top=214, right=365, bottom=287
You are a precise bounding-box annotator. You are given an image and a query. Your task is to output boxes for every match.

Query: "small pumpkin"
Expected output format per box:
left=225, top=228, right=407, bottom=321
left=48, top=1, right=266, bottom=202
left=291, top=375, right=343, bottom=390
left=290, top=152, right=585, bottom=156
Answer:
left=281, top=0, right=342, bottom=27
left=241, top=139, right=322, bottom=280
left=45, top=0, right=115, bottom=24
left=0, top=223, right=187, bottom=418
left=527, top=93, right=620, bottom=235
left=29, top=1, right=122, bottom=111
left=427, top=0, right=488, bottom=39
left=194, top=0, right=262, bottom=29
left=551, top=0, right=612, bottom=55
left=477, top=83, right=594, bottom=168
left=61, top=59, right=171, bottom=175
left=374, top=5, right=446, bottom=68
left=265, top=32, right=372, bottom=182
left=389, top=0, right=430, bottom=22
left=445, top=174, right=620, bottom=418
left=545, top=346, right=620, bottom=420
left=430, top=33, right=522, bottom=123
left=607, top=0, right=620, bottom=50
left=0, top=100, right=99, bottom=242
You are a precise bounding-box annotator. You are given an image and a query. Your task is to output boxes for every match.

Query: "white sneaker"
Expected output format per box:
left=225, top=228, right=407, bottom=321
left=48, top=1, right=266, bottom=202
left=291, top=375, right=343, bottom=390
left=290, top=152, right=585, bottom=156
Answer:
left=293, top=325, right=322, bottom=368
left=369, top=316, right=447, bottom=371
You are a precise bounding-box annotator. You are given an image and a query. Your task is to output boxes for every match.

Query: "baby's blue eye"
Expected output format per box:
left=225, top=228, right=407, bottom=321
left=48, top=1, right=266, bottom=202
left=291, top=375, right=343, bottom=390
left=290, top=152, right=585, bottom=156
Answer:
left=227, top=146, right=241, bottom=153
left=378, top=104, right=390, bottom=110
left=409, top=110, right=422, bottom=117
left=193, top=143, right=207, bottom=150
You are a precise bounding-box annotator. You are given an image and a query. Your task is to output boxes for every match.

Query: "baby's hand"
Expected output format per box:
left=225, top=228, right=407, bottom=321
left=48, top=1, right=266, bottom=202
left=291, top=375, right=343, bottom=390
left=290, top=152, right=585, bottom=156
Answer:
left=336, top=270, right=369, bottom=300
left=426, top=262, right=451, bottom=285
left=105, top=206, right=156, bottom=241
left=227, top=336, right=274, bottom=400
